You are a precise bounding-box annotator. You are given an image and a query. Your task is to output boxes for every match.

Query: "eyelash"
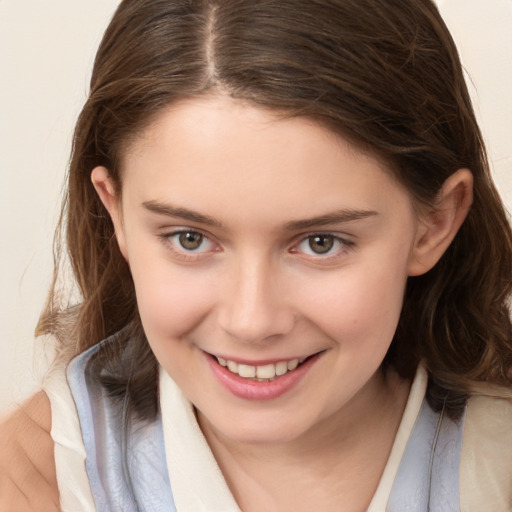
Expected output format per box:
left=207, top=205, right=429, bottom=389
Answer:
left=158, top=229, right=354, bottom=263
left=158, top=229, right=218, bottom=261
left=291, top=233, right=354, bottom=261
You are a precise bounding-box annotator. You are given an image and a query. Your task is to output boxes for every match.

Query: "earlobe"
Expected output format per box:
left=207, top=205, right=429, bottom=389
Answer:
left=408, top=168, right=473, bottom=276
left=91, top=166, right=128, bottom=259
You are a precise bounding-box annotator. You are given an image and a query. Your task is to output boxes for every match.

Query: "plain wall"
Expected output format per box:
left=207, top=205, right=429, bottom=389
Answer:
left=1, top=0, right=511, bottom=415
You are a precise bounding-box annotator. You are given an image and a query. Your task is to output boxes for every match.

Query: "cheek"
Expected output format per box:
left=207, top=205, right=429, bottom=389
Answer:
left=128, top=251, right=216, bottom=340
left=299, top=258, right=408, bottom=348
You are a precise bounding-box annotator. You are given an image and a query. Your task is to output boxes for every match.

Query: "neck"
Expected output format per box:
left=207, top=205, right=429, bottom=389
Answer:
left=198, top=369, right=410, bottom=512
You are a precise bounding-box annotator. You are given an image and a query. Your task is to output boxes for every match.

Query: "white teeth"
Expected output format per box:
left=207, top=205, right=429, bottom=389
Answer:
left=227, top=360, right=238, bottom=373
left=256, top=364, right=276, bottom=379
left=287, top=359, right=299, bottom=371
left=238, top=364, right=256, bottom=378
left=275, top=361, right=288, bottom=376
left=216, top=356, right=304, bottom=380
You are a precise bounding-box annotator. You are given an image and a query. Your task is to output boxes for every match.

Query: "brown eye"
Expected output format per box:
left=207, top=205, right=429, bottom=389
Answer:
left=308, top=235, right=335, bottom=254
left=178, top=231, right=204, bottom=250
left=294, top=233, right=352, bottom=260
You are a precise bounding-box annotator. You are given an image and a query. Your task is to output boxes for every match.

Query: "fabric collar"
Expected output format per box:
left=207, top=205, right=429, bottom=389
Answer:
left=160, top=365, right=427, bottom=511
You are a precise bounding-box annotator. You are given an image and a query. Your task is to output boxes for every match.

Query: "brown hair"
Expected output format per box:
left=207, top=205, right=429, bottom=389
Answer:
left=38, top=0, right=512, bottom=420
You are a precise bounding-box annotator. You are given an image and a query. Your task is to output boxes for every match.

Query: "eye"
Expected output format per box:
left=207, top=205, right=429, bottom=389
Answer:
left=294, top=233, right=351, bottom=257
left=177, top=231, right=206, bottom=251
left=305, top=235, right=336, bottom=254
left=161, top=229, right=216, bottom=254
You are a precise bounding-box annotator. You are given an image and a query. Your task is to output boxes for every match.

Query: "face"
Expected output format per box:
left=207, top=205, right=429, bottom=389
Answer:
left=95, top=96, right=426, bottom=446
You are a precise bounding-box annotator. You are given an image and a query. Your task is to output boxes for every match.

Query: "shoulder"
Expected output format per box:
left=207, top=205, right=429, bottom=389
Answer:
left=0, top=391, right=53, bottom=464
left=460, top=393, right=512, bottom=511
left=463, top=392, right=512, bottom=456
left=464, top=393, right=512, bottom=450
left=44, top=348, right=98, bottom=510
left=0, top=391, right=53, bottom=451
left=0, top=391, right=59, bottom=511
left=466, top=392, right=512, bottom=430
left=0, top=390, right=52, bottom=430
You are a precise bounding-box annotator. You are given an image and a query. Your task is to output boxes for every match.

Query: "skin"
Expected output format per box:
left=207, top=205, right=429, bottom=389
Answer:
left=0, top=392, right=59, bottom=512
left=92, top=95, right=473, bottom=511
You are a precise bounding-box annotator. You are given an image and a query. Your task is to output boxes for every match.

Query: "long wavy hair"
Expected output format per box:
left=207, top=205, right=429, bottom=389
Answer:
left=38, top=0, right=512, bottom=421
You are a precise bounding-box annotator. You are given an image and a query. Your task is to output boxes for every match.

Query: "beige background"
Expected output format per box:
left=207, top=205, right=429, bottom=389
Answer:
left=1, top=0, right=511, bottom=415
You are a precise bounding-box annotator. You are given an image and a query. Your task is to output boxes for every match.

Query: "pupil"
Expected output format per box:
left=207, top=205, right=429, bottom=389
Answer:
left=179, top=232, right=203, bottom=250
left=309, top=235, right=334, bottom=254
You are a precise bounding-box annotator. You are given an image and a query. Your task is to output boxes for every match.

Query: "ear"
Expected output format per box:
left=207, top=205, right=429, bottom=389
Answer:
left=91, top=166, right=128, bottom=259
left=408, top=168, right=473, bottom=276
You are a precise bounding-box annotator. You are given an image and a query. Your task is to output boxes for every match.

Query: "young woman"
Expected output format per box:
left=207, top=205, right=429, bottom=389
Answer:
left=1, top=0, right=511, bottom=510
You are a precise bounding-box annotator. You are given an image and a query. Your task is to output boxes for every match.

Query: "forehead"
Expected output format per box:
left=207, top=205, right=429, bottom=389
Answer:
left=119, top=95, right=413, bottom=224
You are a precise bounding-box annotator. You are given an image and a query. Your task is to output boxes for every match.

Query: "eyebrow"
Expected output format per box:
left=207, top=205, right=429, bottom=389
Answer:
left=284, top=209, right=378, bottom=231
left=142, top=200, right=377, bottom=230
left=142, top=200, right=224, bottom=227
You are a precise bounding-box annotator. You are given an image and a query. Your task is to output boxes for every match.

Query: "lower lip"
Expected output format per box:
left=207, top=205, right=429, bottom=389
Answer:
left=206, top=353, right=321, bottom=401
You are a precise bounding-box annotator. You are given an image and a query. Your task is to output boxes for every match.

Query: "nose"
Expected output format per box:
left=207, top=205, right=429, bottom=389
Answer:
left=218, top=256, right=295, bottom=344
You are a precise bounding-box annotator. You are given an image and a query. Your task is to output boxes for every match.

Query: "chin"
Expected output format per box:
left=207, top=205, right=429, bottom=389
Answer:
left=201, top=409, right=317, bottom=446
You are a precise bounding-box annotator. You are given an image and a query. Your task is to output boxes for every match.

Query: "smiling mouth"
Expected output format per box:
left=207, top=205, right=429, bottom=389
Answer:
left=212, top=354, right=317, bottom=382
